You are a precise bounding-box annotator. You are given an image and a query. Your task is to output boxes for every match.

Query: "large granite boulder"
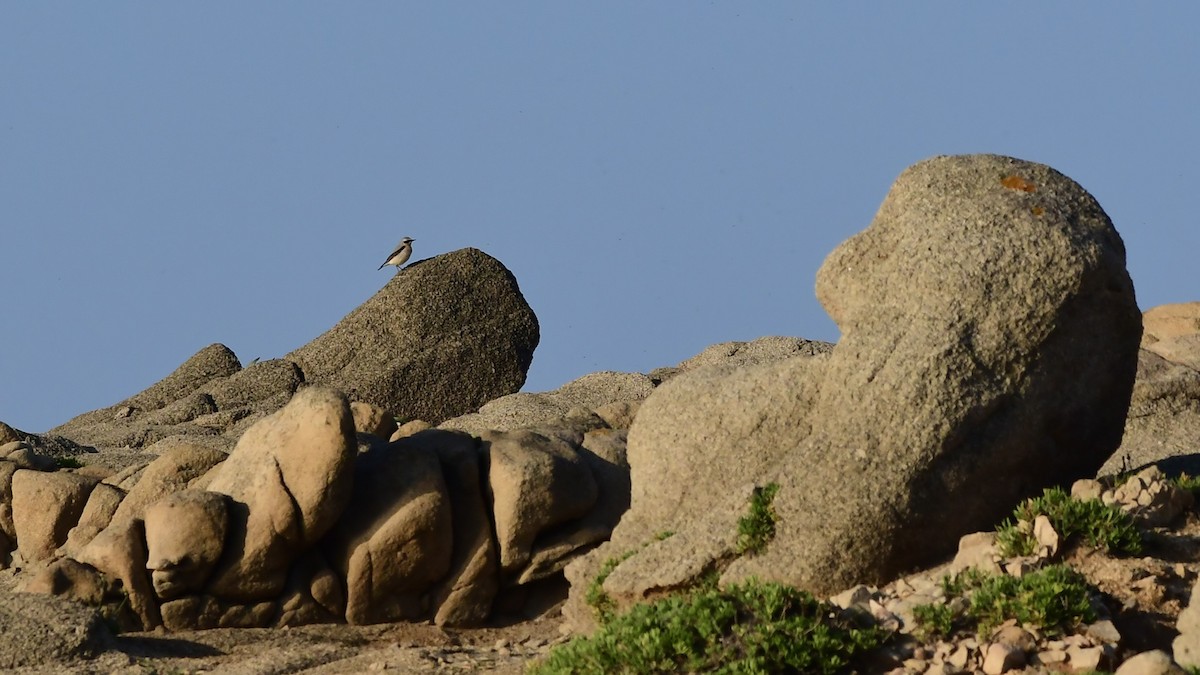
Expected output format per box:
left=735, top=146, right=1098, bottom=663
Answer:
left=568, top=154, right=1142, bottom=625
left=287, top=247, right=539, bottom=424
left=48, top=248, right=538, bottom=454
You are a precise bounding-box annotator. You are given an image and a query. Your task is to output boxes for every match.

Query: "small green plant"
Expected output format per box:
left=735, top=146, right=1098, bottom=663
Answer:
left=931, top=565, right=1097, bottom=637
left=967, top=564, right=1095, bottom=635
left=586, top=550, right=638, bottom=624
left=994, top=487, right=1142, bottom=557
left=926, top=562, right=1099, bottom=634
left=736, top=483, right=781, bottom=555
left=532, top=579, right=887, bottom=674
left=1174, top=473, right=1200, bottom=495
left=938, top=569, right=987, bottom=598
left=55, top=456, right=84, bottom=469
left=911, top=602, right=956, bottom=639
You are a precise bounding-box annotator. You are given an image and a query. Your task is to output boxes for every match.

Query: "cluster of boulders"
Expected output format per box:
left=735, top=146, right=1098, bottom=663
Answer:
left=0, top=330, right=830, bottom=637
left=0, top=386, right=633, bottom=631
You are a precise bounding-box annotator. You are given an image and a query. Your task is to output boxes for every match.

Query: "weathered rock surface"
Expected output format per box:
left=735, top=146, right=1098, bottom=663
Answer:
left=144, top=489, right=229, bottom=600
left=427, top=430, right=500, bottom=627
left=0, top=590, right=112, bottom=670
left=325, top=437, right=453, bottom=625
left=287, top=248, right=539, bottom=425
left=61, top=482, right=126, bottom=556
left=108, top=444, right=227, bottom=527
left=441, top=371, right=655, bottom=436
left=0, top=420, right=94, bottom=462
left=569, top=154, right=1142, bottom=622
left=49, top=343, right=248, bottom=450
left=647, top=335, right=834, bottom=383
left=483, top=429, right=599, bottom=576
left=75, top=518, right=162, bottom=629
left=11, top=470, right=98, bottom=563
left=1143, top=302, right=1200, bottom=371
left=1101, top=306, right=1200, bottom=477
left=206, top=387, right=357, bottom=601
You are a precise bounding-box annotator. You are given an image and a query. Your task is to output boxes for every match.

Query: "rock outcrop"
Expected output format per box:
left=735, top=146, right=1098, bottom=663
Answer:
left=4, top=386, right=633, bottom=631
left=566, top=154, right=1143, bottom=628
left=48, top=248, right=539, bottom=452
left=287, top=248, right=540, bottom=425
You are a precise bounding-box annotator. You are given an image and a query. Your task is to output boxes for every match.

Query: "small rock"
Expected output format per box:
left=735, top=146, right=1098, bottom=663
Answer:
left=1067, top=644, right=1111, bottom=672
left=1086, top=618, right=1123, bottom=645
left=1034, top=648, right=1068, bottom=665
left=947, top=645, right=970, bottom=669
left=991, top=624, right=1036, bottom=652
left=982, top=642, right=1024, bottom=674
left=1115, top=649, right=1187, bottom=675
left=1032, top=515, right=1059, bottom=558
left=1071, top=478, right=1104, bottom=501
left=832, top=584, right=873, bottom=609
left=391, top=419, right=433, bottom=441
left=1002, top=556, right=1040, bottom=578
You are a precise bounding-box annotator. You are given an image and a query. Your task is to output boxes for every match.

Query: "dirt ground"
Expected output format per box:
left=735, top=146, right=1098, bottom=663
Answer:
left=21, top=607, right=566, bottom=674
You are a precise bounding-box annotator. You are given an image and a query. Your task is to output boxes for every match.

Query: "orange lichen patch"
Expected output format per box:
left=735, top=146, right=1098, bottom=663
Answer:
left=1032, top=206, right=1045, bottom=216
left=1001, top=175, right=1037, bottom=192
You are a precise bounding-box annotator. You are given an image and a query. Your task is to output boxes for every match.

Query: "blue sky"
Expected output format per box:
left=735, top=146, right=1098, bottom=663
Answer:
left=2, top=4, right=1197, bottom=433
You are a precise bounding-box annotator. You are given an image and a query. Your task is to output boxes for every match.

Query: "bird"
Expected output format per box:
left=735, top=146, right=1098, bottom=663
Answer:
left=378, top=237, right=415, bottom=271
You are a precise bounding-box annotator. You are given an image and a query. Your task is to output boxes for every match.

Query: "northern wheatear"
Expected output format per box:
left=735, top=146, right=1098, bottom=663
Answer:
left=378, top=237, right=415, bottom=271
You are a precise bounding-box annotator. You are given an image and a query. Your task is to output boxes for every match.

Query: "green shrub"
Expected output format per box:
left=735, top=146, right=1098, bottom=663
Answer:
left=967, top=565, right=1096, bottom=635
left=586, top=550, right=638, bottom=624
left=736, top=483, right=780, bottom=555
left=55, top=456, right=84, bottom=469
left=936, top=565, right=1096, bottom=637
left=1174, top=473, right=1200, bottom=495
left=911, top=602, right=956, bottom=639
left=994, top=487, right=1141, bottom=557
left=532, top=580, right=886, bottom=674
